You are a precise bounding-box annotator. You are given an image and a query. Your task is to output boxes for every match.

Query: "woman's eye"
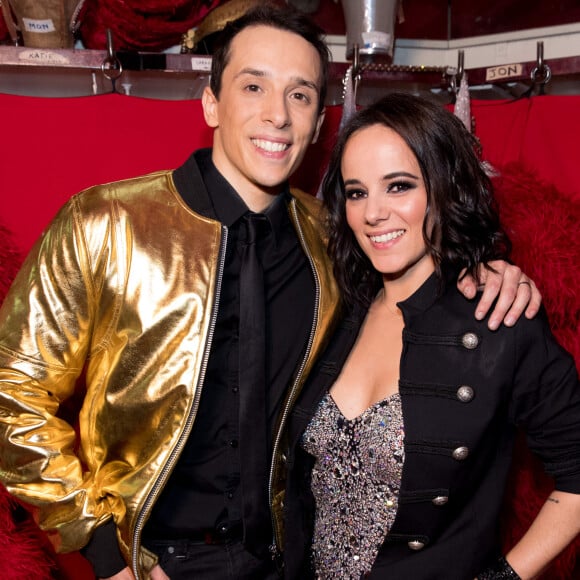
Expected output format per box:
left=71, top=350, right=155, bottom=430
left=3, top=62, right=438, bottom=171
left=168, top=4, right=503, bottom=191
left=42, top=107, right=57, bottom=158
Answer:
left=345, top=189, right=366, bottom=200
left=388, top=181, right=413, bottom=194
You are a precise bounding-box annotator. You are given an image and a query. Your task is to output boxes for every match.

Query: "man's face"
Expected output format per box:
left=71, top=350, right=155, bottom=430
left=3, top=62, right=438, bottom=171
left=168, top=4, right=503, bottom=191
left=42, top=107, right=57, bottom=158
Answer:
left=202, top=25, right=325, bottom=208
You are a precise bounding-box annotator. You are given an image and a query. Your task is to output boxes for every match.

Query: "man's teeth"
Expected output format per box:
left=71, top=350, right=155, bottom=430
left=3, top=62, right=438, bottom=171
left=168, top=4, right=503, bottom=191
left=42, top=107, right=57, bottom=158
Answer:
left=370, top=230, right=405, bottom=243
left=252, top=139, right=289, bottom=152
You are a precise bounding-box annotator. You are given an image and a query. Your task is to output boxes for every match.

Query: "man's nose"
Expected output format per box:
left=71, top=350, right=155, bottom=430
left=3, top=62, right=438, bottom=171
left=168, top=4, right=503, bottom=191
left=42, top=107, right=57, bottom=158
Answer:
left=263, top=93, right=290, bottom=128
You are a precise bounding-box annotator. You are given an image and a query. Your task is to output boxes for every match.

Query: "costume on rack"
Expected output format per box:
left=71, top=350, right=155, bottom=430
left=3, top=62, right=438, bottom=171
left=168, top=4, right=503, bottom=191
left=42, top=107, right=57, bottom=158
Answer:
left=0, top=150, right=340, bottom=578
left=283, top=269, right=580, bottom=579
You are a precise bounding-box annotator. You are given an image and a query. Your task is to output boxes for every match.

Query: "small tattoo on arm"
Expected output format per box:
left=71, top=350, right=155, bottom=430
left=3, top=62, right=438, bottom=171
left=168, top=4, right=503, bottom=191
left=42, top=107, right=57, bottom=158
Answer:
left=547, top=496, right=560, bottom=504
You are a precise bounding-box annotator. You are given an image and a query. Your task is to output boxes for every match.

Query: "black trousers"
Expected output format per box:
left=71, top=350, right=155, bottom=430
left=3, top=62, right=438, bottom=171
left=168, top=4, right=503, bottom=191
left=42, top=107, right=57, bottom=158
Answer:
left=144, top=538, right=280, bottom=580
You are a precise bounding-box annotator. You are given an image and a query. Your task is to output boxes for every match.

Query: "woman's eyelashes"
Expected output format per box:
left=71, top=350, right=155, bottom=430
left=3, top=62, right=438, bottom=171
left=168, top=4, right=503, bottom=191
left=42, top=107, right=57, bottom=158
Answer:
left=345, top=179, right=417, bottom=200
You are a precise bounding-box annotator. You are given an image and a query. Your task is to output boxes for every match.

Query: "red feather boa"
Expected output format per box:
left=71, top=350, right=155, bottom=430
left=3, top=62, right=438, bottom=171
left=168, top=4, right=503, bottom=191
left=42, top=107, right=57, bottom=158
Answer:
left=493, top=162, right=580, bottom=579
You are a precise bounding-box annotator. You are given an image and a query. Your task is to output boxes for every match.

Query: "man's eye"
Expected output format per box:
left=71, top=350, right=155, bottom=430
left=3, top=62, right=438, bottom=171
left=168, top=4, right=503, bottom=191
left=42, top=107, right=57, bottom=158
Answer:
left=245, top=84, right=261, bottom=92
left=292, top=92, right=311, bottom=104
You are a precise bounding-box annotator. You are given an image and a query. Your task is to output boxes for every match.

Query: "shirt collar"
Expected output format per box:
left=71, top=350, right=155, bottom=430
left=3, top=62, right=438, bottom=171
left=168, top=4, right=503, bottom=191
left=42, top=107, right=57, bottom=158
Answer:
left=396, top=271, right=439, bottom=317
left=396, top=266, right=460, bottom=319
left=195, top=149, right=291, bottom=244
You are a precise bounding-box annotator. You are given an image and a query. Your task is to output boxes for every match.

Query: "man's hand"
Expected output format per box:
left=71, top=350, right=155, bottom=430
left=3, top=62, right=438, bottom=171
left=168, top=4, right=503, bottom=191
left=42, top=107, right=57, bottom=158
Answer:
left=150, top=565, right=170, bottom=580
left=457, top=261, right=542, bottom=331
left=102, top=564, right=169, bottom=580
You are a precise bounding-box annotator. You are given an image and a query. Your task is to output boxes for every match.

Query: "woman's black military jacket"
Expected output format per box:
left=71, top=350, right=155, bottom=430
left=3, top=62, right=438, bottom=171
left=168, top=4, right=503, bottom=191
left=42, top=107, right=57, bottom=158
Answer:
left=283, top=271, right=580, bottom=580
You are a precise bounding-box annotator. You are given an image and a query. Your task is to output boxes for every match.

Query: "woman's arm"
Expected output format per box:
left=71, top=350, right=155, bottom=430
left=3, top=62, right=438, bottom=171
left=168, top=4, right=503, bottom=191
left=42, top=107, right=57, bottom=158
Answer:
left=504, top=490, right=580, bottom=579
left=489, top=307, right=580, bottom=579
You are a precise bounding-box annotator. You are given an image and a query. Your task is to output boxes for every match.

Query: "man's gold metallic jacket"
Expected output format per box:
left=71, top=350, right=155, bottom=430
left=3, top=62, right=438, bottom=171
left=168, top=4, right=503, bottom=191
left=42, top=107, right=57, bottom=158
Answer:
left=0, top=167, right=340, bottom=578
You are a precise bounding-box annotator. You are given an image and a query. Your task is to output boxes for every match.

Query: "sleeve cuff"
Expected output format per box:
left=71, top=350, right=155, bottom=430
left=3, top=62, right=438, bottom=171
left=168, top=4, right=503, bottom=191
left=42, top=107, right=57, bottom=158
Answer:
left=80, top=518, right=128, bottom=578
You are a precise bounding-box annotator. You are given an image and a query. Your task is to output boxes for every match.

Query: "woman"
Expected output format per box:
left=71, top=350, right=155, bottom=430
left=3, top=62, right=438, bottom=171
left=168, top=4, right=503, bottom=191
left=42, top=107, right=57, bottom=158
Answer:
left=283, top=93, right=580, bottom=579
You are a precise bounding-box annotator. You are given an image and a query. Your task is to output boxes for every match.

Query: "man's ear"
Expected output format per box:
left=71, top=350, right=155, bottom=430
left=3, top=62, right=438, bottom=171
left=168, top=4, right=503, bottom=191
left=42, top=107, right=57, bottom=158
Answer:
left=311, top=108, right=326, bottom=145
left=202, top=85, right=219, bottom=128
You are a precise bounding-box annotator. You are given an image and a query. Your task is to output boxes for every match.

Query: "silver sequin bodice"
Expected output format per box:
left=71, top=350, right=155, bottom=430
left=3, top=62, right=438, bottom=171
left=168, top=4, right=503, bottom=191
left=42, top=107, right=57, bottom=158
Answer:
left=302, top=392, right=405, bottom=579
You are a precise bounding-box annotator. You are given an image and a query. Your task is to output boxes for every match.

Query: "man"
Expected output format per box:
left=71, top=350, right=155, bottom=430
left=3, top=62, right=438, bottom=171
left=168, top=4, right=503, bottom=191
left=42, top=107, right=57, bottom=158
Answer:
left=0, top=5, right=539, bottom=580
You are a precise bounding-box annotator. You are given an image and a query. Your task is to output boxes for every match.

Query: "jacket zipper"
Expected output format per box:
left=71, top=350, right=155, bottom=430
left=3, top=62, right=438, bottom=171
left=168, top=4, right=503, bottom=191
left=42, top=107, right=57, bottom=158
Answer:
left=268, top=201, right=321, bottom=557
left=130, top=225, right=229, bottom=579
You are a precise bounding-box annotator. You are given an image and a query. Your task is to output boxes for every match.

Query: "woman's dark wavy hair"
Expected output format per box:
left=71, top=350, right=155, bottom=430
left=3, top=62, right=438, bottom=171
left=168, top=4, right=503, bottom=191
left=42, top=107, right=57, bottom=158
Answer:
left=322, top=92, right=512, bottom=308
left=209, top=3, right=330, bottom=114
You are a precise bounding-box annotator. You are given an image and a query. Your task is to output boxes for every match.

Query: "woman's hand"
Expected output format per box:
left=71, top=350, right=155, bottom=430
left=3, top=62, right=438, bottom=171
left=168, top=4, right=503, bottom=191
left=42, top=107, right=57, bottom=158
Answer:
left=503, top=490, right=580, bottom=579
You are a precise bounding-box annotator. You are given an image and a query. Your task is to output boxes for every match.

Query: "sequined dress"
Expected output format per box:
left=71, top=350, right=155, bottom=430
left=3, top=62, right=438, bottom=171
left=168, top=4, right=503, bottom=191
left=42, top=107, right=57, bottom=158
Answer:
left=301, top=392, right=405, bottom=579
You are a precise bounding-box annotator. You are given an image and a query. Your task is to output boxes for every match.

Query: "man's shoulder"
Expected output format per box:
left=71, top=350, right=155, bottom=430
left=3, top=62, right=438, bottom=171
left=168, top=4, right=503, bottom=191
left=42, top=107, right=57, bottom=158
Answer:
left=73, top=169, right=177, bottom=211
left=79, top=169, right=174, bottom=197
left=289, top=187, right=325, bottom=219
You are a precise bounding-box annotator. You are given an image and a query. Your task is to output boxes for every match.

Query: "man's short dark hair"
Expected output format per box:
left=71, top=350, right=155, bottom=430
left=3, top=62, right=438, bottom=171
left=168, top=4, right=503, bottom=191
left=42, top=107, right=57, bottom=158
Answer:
left=209, top=3, right=330, bottom=113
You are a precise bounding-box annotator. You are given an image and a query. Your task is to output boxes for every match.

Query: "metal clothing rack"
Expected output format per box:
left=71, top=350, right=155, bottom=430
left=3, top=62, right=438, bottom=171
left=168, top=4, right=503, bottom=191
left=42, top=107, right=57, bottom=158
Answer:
left=0, top=26, right=579, bottom=102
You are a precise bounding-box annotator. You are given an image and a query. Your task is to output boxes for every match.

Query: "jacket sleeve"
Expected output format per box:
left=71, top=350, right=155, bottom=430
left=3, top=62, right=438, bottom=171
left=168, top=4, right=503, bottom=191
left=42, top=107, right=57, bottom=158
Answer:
left=0, top=195, right=111, bottom=552
left=509, top=307, right=580, bottom=492
left=81, top=519, right=128, bottom=577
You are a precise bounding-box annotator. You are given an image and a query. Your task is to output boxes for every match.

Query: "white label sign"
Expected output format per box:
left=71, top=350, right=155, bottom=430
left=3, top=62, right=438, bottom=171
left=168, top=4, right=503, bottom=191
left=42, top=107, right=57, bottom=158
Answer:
left=361, top=31, right=391, bottom=50
left=22, top=18, right=56, bottom=34
left=191, top=56, right=212, bottom=71
left=485, top=63, right=523, bottom=81
left=19, top=50, right=70, bottom=65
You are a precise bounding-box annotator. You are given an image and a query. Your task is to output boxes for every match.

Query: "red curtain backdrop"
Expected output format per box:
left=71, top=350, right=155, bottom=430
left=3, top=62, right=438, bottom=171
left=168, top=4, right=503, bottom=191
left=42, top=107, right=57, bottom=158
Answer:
left=2, top=93, right=579, bottom=253
left=0, top=92, right=579, bottom=579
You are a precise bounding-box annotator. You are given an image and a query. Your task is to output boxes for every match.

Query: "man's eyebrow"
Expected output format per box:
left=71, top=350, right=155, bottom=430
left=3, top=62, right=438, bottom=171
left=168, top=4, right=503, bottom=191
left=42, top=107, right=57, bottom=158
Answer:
left=235, top=68, right=319, bottom=92
left=235, top=67, right=266, bottom=80
left=294, top=78, right=319, bottom=92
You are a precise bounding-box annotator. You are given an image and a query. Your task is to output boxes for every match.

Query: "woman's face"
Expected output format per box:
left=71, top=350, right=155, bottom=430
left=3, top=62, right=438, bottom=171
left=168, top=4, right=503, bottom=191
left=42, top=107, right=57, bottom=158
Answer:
left=343, top=123, right=435, bottom=286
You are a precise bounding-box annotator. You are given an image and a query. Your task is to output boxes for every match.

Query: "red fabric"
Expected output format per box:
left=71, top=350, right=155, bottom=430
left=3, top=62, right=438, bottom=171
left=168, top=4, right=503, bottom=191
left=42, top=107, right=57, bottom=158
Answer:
left=521, top=96, right=580, bottom=203
left=471, top=96, right=580, bottom=204
left=0, top=9, right=9, bottom=43
left=1, top=93, right=212, bottom=252
left=469, top=97, right=531, bottom=167
left=494, top=164, right=580, bottom=340
left=77, top=0, right=221, bottom=51
left=0, top=485, right=56, bottom=580
left=493, top=164, right=580, bottom=579
left=0, top=92, right=342, bottom=254
left=3, top=93, right=579, bottom=255
left=1, top=92, right=580, bottom=578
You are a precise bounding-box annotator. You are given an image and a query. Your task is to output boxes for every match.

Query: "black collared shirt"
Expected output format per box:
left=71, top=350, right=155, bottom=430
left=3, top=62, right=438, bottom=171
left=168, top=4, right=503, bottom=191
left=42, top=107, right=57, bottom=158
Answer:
left=143, top=149, right=315, bottom=541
